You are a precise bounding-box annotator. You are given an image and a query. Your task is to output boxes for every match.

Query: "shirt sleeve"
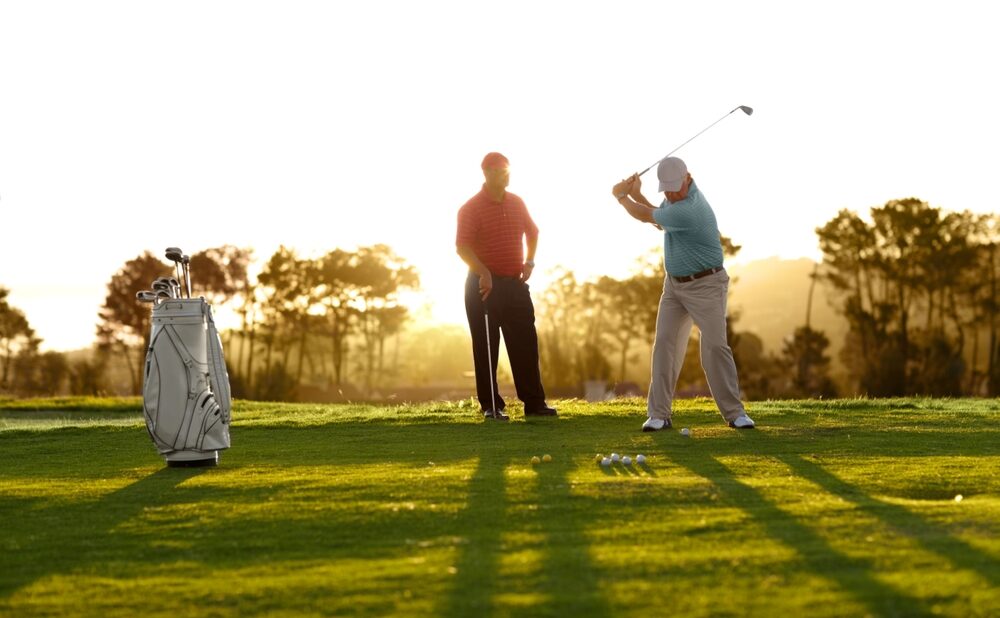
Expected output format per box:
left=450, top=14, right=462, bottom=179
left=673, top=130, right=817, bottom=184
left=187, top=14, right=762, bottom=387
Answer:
left=522, top=202, right=539, bottom=240
left=652, top=200, right=695, bottom=232
left=456, top=204, right=478, bottom=247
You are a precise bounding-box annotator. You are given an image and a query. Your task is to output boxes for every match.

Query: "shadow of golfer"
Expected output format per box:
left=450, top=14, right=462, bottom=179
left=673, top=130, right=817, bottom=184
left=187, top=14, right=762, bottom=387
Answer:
left=778, top=452, right=1000, bottom=588
left=533, top=459, right=611, bottom=617
left=437, top=453, right=509, bottom=618
left=658, top=444, right=935, bottom=618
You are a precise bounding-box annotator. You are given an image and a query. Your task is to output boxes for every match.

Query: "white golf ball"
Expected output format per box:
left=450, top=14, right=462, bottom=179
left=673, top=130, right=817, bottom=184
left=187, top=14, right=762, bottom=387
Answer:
left=636, top=454, right=646, bottom=464
left=601, top=457, right=611, bottom=467
left=622, top=456, right=632, bottom=466
left=680, top=428, right=690, bottom=437
left=611, top=453, right=620, bottom=463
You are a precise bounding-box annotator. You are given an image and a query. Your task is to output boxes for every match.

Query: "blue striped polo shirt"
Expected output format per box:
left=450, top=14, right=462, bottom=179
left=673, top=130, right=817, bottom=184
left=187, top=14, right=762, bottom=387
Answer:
left=651, top=180, right=725, bottom=277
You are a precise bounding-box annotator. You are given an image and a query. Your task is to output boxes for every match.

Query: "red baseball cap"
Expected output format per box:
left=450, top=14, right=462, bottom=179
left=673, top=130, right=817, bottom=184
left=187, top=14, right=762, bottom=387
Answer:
left=481, top=152, right=510, bottom=170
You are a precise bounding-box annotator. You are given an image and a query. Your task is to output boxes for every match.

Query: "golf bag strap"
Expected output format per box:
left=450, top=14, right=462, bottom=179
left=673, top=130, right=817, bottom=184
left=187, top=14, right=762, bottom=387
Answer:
left=203, top=301, right=232, bottom=421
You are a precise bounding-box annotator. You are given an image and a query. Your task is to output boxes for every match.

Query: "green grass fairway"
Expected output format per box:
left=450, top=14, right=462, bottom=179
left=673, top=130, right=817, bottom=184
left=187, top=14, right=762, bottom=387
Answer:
left=1, top=398, right=998, bottom=617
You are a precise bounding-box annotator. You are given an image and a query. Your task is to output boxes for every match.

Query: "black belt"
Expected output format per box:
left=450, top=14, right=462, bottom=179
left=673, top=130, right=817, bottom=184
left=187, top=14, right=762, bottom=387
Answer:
left=672, top=266, right=723, bottom=283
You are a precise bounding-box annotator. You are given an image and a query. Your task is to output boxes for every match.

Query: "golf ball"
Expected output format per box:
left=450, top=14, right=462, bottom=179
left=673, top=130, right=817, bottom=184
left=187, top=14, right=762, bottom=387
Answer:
left=531, top=456, right=541, bottom=465
left=636, top=454, right=646, bottom=464
left=680, top=428, right=690, bottom=437
left=622, top=456, right=632, bottom=466
left=542, top=454, right=552, bottom=463
left=611, top=453, right=620, bottom=463
left=601, top=457, right=611, bottom=467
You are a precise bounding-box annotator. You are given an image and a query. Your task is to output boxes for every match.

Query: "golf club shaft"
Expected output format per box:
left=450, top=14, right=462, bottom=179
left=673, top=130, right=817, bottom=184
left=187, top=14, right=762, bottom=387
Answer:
left=183, top=261, right=191, bottom=298
left=484, top=307, right=496, bottom=414
left=638, top=105, right=751, bottom=177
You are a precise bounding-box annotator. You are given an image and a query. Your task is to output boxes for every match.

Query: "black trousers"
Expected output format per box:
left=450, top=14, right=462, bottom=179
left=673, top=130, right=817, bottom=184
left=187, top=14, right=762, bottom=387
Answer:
left=465, top=271, right=546, bottom=412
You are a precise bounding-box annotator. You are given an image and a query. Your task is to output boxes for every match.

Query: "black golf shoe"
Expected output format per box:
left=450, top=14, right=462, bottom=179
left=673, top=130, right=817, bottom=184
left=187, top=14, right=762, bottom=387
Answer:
left=524, top=405, right=557, bottom=417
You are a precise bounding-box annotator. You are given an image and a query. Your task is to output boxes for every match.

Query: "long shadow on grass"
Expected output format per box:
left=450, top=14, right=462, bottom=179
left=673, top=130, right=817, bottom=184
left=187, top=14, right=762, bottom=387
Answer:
left=778, top=452, right=1000, bottom=588
left=438, top=453, right=508, bottom=618
left=0, top=467, right=205, bottom=599
left=437, top=448, right=610, bottom=617
left=657, top=443, right=935, bottom=618
left=534, top=460, right=611, bottom=617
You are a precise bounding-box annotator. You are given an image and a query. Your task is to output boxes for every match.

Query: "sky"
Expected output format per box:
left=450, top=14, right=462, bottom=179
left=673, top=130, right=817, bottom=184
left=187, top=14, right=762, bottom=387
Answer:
left=1, top=1, right=998, bottom=352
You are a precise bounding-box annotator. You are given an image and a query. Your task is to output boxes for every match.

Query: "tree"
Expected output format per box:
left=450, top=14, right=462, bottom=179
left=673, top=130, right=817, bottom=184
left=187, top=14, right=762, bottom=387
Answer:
left=594, top=275, right=652, bottom=384
left=315, top=249, right=358, bottom=387
left=190, top=245, right=253, bottom=306
left=12, top=351, right=70, bottom=397
left=96, top=252, right=173, bottom=395
left=817, top=199, right=984, bottom=396
left=781, top=326, right=837, bottom=397
left=0, top=287, right=38, bottom=392
left=351, top=245, right=419, bottom=395
left=256, top=246, right=316, bottom=399
left=537, top=267, right=587, bottom=392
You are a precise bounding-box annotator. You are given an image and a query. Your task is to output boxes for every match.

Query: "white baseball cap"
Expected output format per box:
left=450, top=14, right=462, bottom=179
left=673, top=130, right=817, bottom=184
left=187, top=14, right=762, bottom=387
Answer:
left=657, top=157, right=688, bottom=192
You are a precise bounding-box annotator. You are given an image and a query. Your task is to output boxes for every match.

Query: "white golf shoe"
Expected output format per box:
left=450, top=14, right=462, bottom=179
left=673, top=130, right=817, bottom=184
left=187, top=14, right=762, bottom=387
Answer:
left=641, top=417, right=672, bottom=432
left=728, top=414, right=756, bottom=429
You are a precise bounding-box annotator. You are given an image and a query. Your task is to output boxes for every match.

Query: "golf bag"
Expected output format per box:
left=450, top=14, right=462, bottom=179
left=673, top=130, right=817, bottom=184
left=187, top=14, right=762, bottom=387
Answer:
left=142, top=298, right=232, bottom=467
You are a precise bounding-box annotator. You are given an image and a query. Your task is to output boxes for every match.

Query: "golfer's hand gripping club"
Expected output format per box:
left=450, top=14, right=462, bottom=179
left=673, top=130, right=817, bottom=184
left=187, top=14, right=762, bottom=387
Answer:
left=479, top=271, right=493, bottom=301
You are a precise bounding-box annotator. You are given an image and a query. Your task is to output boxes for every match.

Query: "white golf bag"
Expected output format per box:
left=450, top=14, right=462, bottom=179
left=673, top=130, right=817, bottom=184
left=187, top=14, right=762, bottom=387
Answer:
left=142, top=298, right=232, bottom=467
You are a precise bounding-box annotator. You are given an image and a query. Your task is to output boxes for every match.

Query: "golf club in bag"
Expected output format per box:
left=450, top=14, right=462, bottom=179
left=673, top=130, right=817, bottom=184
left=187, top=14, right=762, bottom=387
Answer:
left=139, top=247, right=232, bottom=467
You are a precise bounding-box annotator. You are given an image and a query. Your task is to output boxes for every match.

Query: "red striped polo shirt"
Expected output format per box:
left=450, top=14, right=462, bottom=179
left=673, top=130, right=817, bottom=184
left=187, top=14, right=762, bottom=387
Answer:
left=456, top=187, right=539, bottom=277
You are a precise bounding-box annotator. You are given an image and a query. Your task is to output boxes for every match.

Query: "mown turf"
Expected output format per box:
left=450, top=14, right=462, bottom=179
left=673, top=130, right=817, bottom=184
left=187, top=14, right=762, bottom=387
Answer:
left=0, top=397, right=998, bottom=617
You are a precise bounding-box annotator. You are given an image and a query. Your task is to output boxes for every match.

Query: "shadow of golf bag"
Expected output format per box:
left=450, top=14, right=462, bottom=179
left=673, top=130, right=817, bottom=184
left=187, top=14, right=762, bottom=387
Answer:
left=142, top=298, right=232, bottom=467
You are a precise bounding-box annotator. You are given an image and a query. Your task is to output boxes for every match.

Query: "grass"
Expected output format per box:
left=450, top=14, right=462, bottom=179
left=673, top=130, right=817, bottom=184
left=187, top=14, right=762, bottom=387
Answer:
left=0, top=397, right=998, bottom=617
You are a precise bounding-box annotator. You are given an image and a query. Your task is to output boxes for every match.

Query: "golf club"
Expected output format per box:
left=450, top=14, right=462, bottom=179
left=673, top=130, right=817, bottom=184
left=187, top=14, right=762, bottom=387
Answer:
left=484, top=306, right=498, bottom=419
left=155, top=289, right=172, bottom=304
left=181, top=254, right=192, bottom=298
left=166, top=277, right=181, bottom=299
left=136, top=291, right=157, bottom=304
left=637, top=105, right=753, bottom=177
left=165, top=247, right=184, bottom=290
left=152, top=279, right=172, bottom=298
left=166, top=247, right=191, bottom=298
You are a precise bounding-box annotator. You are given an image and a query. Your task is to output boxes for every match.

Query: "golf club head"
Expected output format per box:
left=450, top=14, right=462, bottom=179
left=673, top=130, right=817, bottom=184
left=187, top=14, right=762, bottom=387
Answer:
left=155, top=290, right=172, bottom=303
left=738, top=105, right=753, bottom=116
left=165, top=247, right=183, bottom=262
left=181, top=254, right=190, bottom=265
left=136, top=291, right=157, bottom=303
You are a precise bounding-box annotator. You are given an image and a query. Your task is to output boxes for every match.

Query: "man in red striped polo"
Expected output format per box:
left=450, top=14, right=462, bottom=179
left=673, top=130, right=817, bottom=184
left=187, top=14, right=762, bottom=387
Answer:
left=456, top=152, right=556, bottom=421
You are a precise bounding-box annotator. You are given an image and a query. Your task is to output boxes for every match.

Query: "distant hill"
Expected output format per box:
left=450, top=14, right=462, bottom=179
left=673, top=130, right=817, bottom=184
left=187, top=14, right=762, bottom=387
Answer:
left=726, top=257, right=847, bottom=363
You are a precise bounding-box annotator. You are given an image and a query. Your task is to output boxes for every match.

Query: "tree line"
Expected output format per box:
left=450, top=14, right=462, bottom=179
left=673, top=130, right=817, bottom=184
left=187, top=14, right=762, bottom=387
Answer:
left=816, top=199, right=999, bottom=396
left=2, top=197, right=997, bottom=400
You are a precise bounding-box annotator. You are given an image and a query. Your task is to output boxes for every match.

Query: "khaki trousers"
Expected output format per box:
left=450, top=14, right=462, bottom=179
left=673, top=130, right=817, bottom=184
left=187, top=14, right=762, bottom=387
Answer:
left=647, top=269, right=745, bottom=422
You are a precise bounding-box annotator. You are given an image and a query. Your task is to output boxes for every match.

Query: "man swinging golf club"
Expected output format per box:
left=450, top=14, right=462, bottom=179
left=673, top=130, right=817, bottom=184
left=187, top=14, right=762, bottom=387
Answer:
left=456, top=152, right=557, bottom=421
left=612, top=158, right=755, bottom=431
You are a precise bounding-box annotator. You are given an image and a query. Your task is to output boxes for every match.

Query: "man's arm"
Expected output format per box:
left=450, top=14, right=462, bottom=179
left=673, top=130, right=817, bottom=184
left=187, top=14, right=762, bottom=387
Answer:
left=612, top=176, right=656, bottom=223
left=522, top=234, right=537, bottom=282
left=457, top=245, right=493, bottom=300
left=612, top=173, right=662, bottom=228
